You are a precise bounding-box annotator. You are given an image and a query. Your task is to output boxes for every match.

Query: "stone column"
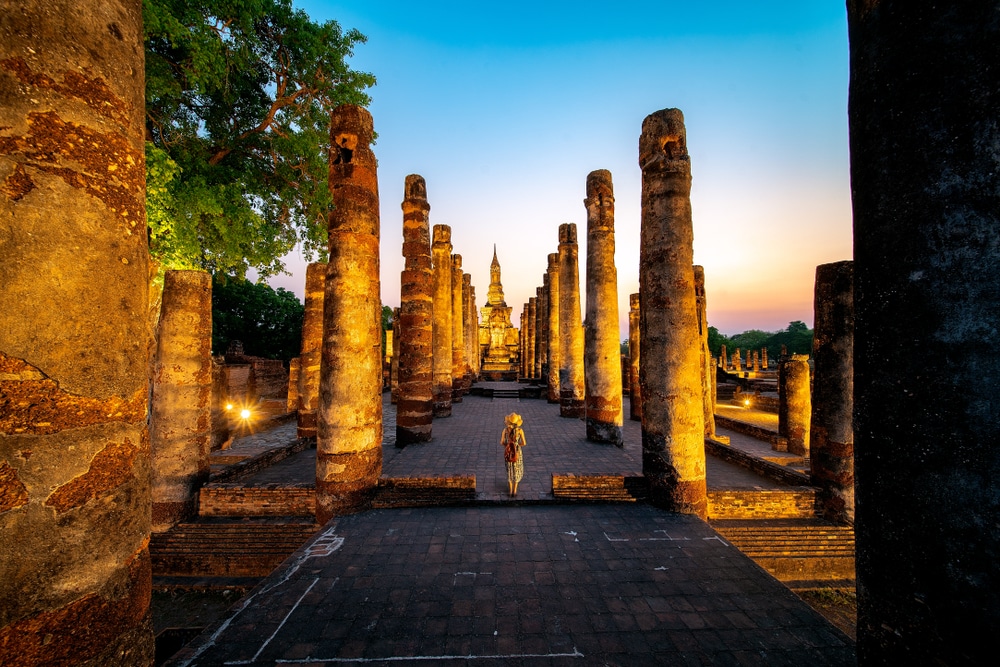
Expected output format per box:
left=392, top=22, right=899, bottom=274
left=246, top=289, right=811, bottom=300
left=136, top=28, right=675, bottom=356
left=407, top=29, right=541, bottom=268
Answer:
left=317, top=104, right=382, bottom=522
left=469, top=285, right=480, bottom=378
left=628, top=293, right=642, bottom=421
left=584, top=170, right=624, bottom=445
left=693, top=266, right=717, bottom=440
left=287, top=357, right=301, bottom=414
left=733, top=348, right=743, bottom=372
left=451, top=253, right=465, bottom=402
left=810, top=261, right=854, bottom=525
left=389, top=313, right=400, bottom=402
left=752, top=350, right=760, bottom=372
left=537, top=281, right=548, bottom=381
left=720, top=344, right=728, bottom=370
left=0, top=1, right=153, bottom=660
left=778, top=355, right=810, bottom=456
left=527, top=297, right=537, bottom=380
left=761, top=347, right=769, bottom=370
left=431, top=225, right=453, bottom=417
left=396, top=174, right=434, bottom=445
left=463, top=273, right=474, bottom=388
left=638, top=108, right=707, bottom=517
left=297, top=261, right=326, bottom=438
left=151, top=270, right=213, bottom=532
left=518, top=306, right=526, bottom=377
left=546, top=253, right=561, bottom=403
left=558, top=223, right=586, bottom=418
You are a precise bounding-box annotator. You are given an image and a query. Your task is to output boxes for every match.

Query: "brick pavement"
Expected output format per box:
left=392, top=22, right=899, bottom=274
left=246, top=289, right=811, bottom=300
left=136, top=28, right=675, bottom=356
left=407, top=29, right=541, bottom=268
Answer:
left=170, top=504, right=854, bottom=666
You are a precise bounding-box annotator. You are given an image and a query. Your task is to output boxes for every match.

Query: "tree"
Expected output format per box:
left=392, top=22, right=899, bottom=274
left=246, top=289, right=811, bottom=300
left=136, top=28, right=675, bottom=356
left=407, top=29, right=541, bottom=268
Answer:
left=212, top=275, right=304, bottom=361
left=144, top=0, right=376, bottom=277
left=707, top=326, right=730, bottom=358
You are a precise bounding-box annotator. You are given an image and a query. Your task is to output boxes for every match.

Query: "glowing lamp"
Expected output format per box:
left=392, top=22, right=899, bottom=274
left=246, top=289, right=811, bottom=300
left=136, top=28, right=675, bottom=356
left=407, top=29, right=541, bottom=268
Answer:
left=240, top=409, right=252, bottom=420
left=225, top=403, right=234, bottom=411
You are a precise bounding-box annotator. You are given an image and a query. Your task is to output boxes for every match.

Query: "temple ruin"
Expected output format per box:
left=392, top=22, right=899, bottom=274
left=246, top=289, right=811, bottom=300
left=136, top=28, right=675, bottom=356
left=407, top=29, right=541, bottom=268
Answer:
left=478, top=247, right=519, bottom=379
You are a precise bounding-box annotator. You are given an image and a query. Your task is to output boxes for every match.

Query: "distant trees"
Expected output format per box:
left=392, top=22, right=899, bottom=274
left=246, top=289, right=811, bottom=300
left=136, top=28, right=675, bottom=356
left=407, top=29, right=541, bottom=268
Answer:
left=708, top=321, right=813, bottom=361
left=212, top=275, right=304, bottom=361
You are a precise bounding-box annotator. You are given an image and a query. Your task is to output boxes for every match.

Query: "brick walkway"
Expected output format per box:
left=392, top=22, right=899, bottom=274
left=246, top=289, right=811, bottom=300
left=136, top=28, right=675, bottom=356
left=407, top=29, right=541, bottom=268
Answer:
left=240, top=391, right=788, bottom=497
left=170, top=504, right=854, bottom=666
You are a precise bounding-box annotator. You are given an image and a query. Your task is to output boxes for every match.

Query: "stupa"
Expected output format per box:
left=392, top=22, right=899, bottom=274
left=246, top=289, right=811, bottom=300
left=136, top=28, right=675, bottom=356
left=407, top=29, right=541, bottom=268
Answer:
left=478, top=246, right=520, bottom=379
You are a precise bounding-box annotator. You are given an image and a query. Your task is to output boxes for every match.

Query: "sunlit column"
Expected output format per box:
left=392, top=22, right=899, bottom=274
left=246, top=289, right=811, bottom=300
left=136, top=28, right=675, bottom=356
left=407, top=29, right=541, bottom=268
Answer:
left=558, top=223, right=586, bottom=418
left=451, top=253, right=465, bottom=402
left=297, top=261, right=326, bottom=438
left=629, top=293, right=642, bottom=421
left=431, top=224, right=453, bottom=417
left=778, top=355, right=811, bottom=456
left=546, top=253, right=561, bottom=403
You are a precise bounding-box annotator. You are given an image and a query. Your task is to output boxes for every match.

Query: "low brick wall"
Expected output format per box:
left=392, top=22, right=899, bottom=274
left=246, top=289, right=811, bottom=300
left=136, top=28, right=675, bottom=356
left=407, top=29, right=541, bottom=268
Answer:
left=373, top=476, right=476, bottom=508
left=708, top=490, right=816, bottom=519
left=199, top=484, right=315, bottom=517
left=551, top=474, right=648, bottom=502
left=706, top=438, right=810, bottom=487
left=715, top=415, right=788, bottom=449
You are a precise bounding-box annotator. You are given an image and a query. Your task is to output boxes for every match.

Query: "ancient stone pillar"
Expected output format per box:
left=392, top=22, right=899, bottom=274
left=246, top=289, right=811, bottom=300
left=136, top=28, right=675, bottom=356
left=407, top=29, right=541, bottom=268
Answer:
left=0, top=1, right=153, bottom=660
left=396, top=174, right=434, bottom=445
left=317, top=104, right=382, bottom=522
left=431, top=225, right=453, bottom=417
left=752, top=350, right=760, bottom=372
left=778, top=355, right=810, bottom=456
left=638, top=108, right=707, bottom=517
left=151, top=270, right=213, bottom=532
left=546, top=253, right=562, bottom=403
left=287, top=357, right=301, bottom=414
left=558, top=223, right=586, bottom=418
left=537, top=281, right=548, bottom=381
left=389, top=313, right=400, bottom=402
left=527, top=297, right=537, bottom=380
left=761, top=347, right=769, bottom=370
left=463, top=273, right=474, bottom=388
left=469, top=284, right=480, bottom=378
left=518, top=306, right=527, bottom=378
left=693, top=266, right=717, bottom=440
left=297, top=261, right=326, bottom=438
left=583, top=170, right=624, bottom=445
left=810, top=261, right=854, bottom=525
left=849, top=6, right=1000, bottom=658
left=451, top=253, right=465, bottom=402
left=628, top=293, right=642, bottom=421
left=720, top=344, right=728, bottom=370
left=733, top=348, right=743, bottom=372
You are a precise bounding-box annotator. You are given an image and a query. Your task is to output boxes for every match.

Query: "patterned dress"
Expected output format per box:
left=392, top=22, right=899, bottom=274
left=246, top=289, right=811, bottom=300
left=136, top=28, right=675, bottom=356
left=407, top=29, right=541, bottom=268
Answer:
left=502, top=425, right=525, bottom=485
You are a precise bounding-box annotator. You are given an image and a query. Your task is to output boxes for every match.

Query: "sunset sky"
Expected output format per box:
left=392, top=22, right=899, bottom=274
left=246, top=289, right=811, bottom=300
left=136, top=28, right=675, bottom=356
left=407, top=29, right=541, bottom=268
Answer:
left=263, top=1, right=853, bottom=337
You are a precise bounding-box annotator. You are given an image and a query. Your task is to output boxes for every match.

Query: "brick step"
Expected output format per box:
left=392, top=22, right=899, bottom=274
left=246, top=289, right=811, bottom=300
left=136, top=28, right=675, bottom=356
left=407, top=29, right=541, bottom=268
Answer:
left=372, top=476, right=476, bottom=509
left=711, top=519, right=855, bottom=583
left=491, top=389, right=521, bottom=399
left=151, top=520, right=320, bottom=578
left=551, top=475, right=648, bottom=502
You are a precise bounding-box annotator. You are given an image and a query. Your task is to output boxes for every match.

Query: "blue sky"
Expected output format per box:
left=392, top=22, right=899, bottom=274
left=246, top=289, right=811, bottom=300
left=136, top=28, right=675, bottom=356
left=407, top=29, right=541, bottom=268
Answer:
left=266, top=1, right=853, bottom=336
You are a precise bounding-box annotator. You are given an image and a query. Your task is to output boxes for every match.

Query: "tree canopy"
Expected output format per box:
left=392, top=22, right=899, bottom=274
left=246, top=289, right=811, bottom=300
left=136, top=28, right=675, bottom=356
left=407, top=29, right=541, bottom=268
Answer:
left=708, top=321, right=814, bottom=361
left=212, top=274, right=303, bottom=361
left=144, top=0, right=376, bottom=278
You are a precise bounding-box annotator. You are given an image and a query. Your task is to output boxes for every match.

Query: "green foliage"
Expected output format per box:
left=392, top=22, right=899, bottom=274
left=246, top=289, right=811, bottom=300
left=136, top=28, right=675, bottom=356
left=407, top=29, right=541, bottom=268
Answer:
left=708, top=322, right=814, bottom=362
left=144, top=0, right=376, bottom=278
left=212, top=274, right=304, bottom=361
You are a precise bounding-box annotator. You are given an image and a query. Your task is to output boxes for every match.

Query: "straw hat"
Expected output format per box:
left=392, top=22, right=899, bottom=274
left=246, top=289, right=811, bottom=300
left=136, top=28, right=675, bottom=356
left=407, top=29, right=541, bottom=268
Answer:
left=505, top=412, right=522, bottom=427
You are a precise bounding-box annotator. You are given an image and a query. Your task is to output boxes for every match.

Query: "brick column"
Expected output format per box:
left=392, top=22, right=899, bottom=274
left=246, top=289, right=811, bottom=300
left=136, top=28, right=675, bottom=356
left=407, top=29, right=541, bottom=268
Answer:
left=527, top=297, right=537, bottom=380
left=316, top=104, right=382, bottom=522
left=537, top=282, right=548, bottom=382
left=287, top=357, right=301, bottom=415
left=0, top=1, right=153, bottom=660
left=469, top=284, right=480, bottom=378
left=546, top=253, right=561, bottom=403
left=297, top=262, right=326, bottom=438
left=558, top=223, right=585, bottom=418
left=638, top=108, right=707, bottom=517
left=628, top=293, right=642, bottom=421
left=584, top=170, right=623, bottom=445
left=810, top=260, right=854, bottom=525
left=431, top=225, right=453, bottom=417
left=693, top=266, right=717, bottom=440
left=451, top=253, right=465, bottom=402
left=463, top=273, right=474, bottom=388
left=151, top=270, right=213, bottom=532
left=390, top=311, right=400, bottom=402
left=778, top=355, right=811, bottom=456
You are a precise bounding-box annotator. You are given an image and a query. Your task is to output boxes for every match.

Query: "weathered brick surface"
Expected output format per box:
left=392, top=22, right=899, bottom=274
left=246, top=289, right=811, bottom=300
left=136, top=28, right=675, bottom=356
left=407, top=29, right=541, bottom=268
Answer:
left=199, top=485, right=315, bottom=517
left=708, top=490, right=816, bottom=519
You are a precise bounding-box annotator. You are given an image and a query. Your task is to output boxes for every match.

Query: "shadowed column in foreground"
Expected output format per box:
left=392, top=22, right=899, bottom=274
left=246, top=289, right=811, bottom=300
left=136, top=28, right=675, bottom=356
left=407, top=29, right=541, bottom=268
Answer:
left=810, top=260, right=853, bottom=525
left=584, top=169, right=623, bottom=445
left=558, top=223, right=585, bottom=418
left=848, top=3, right=1000, bottom=660
left=297, top=261, right=326, bottom=438
left=317, top=105, right=382, bottom=522
left=638, top=108, right=707, bottom=517
left=151, top=270, right=213, bottom=532
left=431, top=225, right=453, bottom=417
left=0, top=0, right=154, bottom=660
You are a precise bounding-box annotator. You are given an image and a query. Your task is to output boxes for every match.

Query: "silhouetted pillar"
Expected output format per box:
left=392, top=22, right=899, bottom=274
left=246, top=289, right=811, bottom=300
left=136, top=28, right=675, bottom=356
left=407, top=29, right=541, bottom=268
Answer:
left=317, top=104, right=382, bottom=522
left=629, top=293, right=642, bottom=421
left=810, top=261, right=854, bottom=525
left=693, top=266, right=717, bottom=440
left=778, top=355, right=810, bottom=456
left=396, top=174, right=433, bottom=444
left=546, top=253, right=561, bottom=403
left=151, top=270, right=212, bottom=532
left=451, top=253, right=465, bottom=402
left=297, top=261, right=326, bottom=438
left=431, top=225, right=453, bottom=417
left=849, top=6, right=1000, bottom=654
left=584, top=170, right=623, bottom=444
left=0, top=1, right=154, bottom=660
left=638, top=108, right=707, bottom=517
left=558, top=223, right=585, bottom=418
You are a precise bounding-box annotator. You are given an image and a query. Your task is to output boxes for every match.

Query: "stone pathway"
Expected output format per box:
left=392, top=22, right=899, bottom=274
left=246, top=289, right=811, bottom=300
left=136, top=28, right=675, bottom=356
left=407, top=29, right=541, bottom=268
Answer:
left=170, top=504, right=854, bottom=666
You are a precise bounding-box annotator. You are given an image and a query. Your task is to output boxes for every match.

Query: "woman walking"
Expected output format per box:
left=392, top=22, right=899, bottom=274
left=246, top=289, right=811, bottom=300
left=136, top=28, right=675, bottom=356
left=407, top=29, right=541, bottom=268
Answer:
left=501, top=412, right=527, bottom=496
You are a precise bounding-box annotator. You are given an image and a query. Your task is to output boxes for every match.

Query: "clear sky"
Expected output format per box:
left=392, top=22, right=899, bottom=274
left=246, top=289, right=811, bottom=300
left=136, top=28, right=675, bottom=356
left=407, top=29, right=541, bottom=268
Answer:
left=263, top=1, right=853, bottom=337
